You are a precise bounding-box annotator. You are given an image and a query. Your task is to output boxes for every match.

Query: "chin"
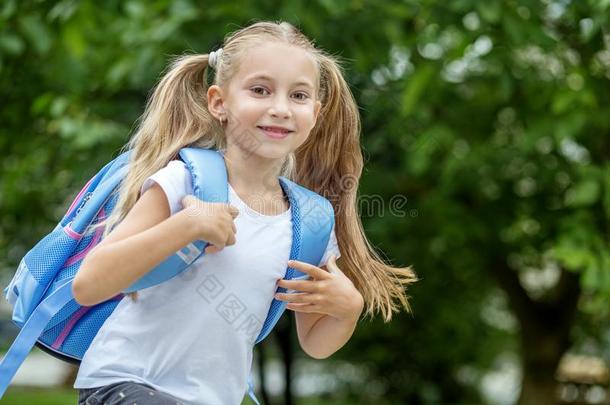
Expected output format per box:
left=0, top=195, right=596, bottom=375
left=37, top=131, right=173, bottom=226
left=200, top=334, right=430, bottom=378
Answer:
left=246, top=142, right=296, bottom=160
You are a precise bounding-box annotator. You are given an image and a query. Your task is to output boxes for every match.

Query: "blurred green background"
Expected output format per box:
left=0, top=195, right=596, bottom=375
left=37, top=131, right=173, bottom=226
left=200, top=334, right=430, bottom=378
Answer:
left=1, top=0, right=609, bottom=404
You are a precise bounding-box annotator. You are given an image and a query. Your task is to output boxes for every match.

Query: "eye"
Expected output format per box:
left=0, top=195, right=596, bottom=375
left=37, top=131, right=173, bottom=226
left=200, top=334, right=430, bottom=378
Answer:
left=250, top=86, right=269, bottom=96
left=293, top=92, right=309, bottom=100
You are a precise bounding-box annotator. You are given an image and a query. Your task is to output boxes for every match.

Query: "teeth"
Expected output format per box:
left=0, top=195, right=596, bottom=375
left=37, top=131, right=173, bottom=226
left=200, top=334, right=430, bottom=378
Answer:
left=261, top=126, right=288, bottom=133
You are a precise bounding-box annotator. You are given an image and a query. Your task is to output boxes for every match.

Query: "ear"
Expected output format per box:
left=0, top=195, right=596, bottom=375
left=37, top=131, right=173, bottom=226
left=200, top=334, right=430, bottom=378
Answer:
left=207, top=85, right=226, bottom=121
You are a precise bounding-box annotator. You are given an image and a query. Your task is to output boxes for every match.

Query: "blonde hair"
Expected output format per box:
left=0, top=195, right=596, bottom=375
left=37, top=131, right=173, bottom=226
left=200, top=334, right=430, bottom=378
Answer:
left=91, top=20, right=416, bottom=321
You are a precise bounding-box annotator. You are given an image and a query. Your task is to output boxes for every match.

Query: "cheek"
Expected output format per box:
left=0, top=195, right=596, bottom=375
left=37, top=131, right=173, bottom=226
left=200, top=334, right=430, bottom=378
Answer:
left=299, top=106, right=316, bottom=129
left=230, top=97, right=264, bottom=115
left=297, top=104, right=317, bottom=121
left=235, top=101, right=260, bottom=116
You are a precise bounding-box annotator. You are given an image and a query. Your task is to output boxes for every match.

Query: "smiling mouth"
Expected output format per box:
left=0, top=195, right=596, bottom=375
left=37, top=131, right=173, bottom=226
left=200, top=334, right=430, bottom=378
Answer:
left=257, top=126, right=294, bottom=134
left=257, top=126, right=294, bottom=139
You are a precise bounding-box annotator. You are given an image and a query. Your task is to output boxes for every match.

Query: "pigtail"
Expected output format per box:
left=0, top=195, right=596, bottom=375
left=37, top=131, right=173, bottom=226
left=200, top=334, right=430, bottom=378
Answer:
left=296, top=54, right=417, bottom=322
left=88, top=53, right=224, bottom=302
left=127, top=54, right=224, bottom=172
left=93, top=54, right=222, bottom=238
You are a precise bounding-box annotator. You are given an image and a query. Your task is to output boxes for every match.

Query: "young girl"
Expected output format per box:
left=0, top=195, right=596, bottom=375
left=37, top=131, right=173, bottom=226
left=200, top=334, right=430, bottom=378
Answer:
left=71, top=20, right=416, bottom=405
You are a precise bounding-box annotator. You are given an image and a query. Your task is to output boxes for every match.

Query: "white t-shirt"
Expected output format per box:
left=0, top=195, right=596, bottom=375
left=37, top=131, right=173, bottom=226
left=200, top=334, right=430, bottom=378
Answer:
left=74, top=160, right=341, bottom=405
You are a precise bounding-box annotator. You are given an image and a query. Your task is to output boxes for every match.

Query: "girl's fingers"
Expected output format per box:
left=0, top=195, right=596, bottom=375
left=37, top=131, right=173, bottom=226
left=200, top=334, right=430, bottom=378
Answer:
left=287, top=260, right=331, bottom=280
left=228, top=205, right=240, bottom=218
left=205, top=245, right=221, bottom=254
left=275, top=292, right=313, bottom=303
left=277, top=279, right=315, bottom=292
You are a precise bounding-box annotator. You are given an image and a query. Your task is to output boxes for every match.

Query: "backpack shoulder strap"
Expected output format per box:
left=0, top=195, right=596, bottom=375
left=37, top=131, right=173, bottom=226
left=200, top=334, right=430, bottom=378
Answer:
left=0, top=279, right=74, bottom=397
left=254, top=176, right=334, bottom=344
left=179, top=147, right=228, bottom=203
left=247, top=177, right=334, bottom=404
left=124, top=147, right=227, bottom=292
left=280, top=176, right=334, bottom=269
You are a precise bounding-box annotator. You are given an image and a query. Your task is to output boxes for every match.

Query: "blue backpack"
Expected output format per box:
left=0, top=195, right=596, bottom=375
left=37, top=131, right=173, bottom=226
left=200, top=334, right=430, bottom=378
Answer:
left=0, top=147, right=334, bottom=404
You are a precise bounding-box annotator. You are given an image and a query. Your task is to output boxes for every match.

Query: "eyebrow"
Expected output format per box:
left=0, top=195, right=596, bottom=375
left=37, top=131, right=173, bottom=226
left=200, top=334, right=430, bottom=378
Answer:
left=244, top=74, right=314, bottom=90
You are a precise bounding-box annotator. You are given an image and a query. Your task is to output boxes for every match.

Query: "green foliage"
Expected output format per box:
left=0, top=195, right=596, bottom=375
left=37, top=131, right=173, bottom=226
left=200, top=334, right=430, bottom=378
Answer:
left=1, top=388, right=77, bottom=405
left=1, top=0, right=609, bottom=403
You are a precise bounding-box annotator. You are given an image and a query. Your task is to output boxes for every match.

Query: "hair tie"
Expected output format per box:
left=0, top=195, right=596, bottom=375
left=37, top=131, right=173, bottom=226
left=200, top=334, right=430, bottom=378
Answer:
left=208, top=48, right=223, bottom=69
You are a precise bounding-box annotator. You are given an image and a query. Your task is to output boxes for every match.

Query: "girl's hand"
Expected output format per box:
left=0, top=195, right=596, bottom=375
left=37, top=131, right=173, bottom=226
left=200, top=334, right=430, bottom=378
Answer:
left=275, top=255, right=364, bottom=321
left=181, top=195, right=239, bottom=254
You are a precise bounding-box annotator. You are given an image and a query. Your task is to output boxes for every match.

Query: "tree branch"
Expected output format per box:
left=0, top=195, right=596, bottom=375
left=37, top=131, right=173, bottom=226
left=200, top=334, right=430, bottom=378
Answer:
left=489, top=256, right=537, bottom=327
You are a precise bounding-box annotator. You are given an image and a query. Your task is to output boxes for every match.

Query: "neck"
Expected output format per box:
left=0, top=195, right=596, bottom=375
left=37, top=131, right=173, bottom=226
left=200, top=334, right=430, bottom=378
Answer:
left=222, top=146, right=285, bottom=197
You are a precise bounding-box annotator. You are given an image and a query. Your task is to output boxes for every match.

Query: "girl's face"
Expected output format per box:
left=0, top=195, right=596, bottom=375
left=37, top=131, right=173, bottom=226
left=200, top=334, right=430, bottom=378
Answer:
left=208, top=42, right=322, bottom=161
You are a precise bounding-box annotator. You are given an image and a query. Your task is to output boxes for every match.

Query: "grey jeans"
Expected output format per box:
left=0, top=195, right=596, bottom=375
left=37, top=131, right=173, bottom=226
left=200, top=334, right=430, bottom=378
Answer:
left=78, top=381, right=185, bottom=405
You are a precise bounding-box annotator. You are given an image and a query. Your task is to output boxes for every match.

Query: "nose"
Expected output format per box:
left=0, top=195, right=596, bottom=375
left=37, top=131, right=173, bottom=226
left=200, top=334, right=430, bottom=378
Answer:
left=268, top=94, right=292, bottom=119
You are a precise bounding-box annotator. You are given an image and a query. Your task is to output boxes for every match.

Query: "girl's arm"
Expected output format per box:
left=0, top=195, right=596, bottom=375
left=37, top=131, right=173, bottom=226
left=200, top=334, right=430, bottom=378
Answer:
left=72, top=183, right=199, bottom=306
left=296, top=308, right=361, bottom=359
